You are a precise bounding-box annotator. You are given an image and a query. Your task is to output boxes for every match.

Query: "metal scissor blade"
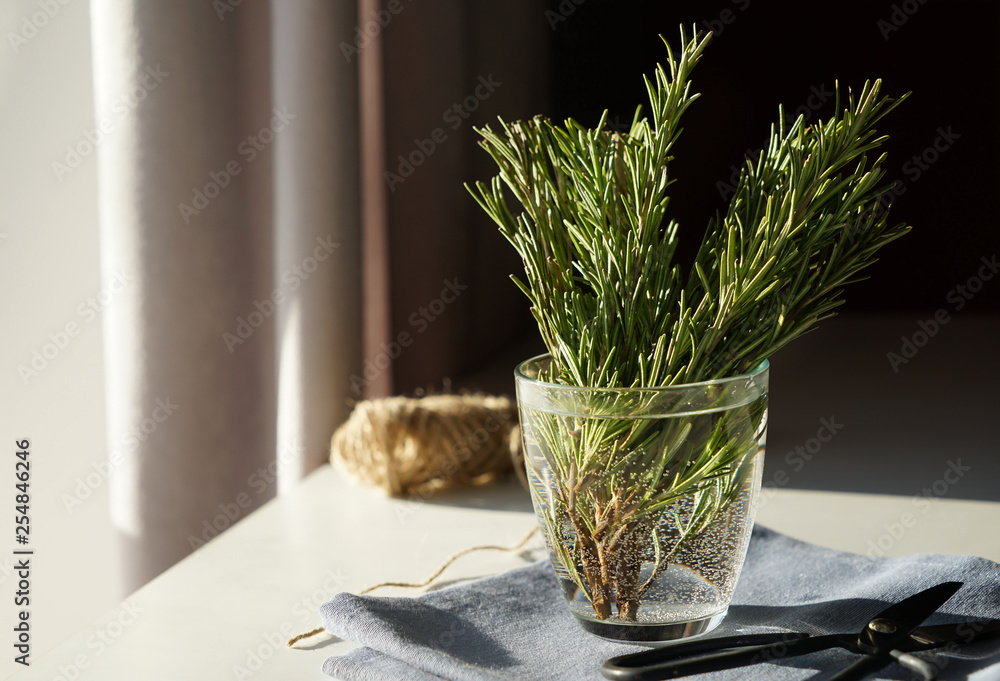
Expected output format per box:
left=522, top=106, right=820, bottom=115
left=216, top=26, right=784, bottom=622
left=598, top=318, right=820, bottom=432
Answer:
left=600, top=633, right=846, bottom=681
left=908, top=619, right=1000, bottom=648
left=857, top=582, right=963, bottom=653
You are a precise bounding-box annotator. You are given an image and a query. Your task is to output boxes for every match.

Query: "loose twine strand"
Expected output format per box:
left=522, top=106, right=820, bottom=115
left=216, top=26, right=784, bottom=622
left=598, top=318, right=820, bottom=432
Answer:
left=287, top=393, right=533, bottom=648
left=286, top=525, right=539, bottom=648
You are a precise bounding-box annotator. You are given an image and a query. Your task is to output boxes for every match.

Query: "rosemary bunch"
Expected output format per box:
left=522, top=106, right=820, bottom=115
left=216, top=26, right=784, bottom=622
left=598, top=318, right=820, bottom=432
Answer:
left=470, top=28, right=909, bottom=389
left=468, top=27, right=910, bottom=622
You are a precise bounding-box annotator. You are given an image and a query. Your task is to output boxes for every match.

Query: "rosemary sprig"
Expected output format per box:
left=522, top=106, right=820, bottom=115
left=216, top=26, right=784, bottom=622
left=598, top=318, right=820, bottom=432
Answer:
left=469, top=27, right=909, bottom=390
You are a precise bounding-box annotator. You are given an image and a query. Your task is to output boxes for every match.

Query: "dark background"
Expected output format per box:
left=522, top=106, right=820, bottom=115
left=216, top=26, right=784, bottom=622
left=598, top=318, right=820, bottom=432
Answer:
left=385, top=0, right=999, bottom=404
left=440, top=1, right=1000, bottom=504
left=543, top=0, right=999, bottom=312
left=528, top=0, right=1000, bottom=503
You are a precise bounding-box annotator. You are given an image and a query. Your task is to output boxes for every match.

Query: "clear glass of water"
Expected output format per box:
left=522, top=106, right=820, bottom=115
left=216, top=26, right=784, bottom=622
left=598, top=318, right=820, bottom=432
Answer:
left=515, top=355, right=768, bottom=643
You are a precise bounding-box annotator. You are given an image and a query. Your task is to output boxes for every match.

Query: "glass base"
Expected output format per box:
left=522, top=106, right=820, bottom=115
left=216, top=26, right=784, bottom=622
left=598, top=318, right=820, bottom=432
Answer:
left=572, top=609, right=726, bottom=645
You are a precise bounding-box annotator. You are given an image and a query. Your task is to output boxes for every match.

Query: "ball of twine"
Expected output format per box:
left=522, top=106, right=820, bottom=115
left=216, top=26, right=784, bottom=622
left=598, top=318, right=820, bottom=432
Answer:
left=330, top=393, right=525, bottom=497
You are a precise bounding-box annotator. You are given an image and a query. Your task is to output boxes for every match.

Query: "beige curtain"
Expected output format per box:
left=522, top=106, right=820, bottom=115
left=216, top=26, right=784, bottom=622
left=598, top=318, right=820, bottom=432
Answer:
left=91, top=0, right=547, bottom=590
left=91, top=0, right=361, bottom=589
left=272, top=2, right=363, bottom=492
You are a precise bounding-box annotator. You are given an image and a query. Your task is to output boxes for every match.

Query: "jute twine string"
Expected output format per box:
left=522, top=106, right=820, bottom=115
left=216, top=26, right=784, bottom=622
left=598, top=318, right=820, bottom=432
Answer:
left=329, top=393, right=525, bottom=497
left=286, top=525, right=539, bottom=647
left=287, top=393, right=536, bottom=648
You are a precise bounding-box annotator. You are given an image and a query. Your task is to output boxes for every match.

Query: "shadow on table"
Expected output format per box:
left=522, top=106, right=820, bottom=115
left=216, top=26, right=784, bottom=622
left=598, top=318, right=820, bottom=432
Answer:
left=417, top=480, right=533, bottom=513
left=290, top=632, right=343, bottom=651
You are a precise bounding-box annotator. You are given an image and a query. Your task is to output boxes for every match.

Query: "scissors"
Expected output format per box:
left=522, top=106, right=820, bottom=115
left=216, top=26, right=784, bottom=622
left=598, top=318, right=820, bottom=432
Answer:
left=602, top=581, right=1000, bottom=680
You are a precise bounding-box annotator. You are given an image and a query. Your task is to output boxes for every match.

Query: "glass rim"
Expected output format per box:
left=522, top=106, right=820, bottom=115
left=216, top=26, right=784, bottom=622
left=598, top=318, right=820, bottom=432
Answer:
left=514, top=354, right=769, bottom=392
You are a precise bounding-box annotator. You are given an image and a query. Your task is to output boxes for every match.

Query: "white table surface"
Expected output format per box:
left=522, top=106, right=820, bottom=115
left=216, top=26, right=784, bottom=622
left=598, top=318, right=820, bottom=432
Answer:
left=11, top=465, right=1000, bottom=680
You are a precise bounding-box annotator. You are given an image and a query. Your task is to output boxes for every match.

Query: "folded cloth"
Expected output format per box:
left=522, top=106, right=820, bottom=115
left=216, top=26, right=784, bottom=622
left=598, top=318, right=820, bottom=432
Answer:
left=320, top=527, right=1000, bottom=680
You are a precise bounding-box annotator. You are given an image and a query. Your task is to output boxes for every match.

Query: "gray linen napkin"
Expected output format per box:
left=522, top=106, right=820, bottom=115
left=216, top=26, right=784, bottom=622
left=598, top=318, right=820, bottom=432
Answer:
left=320, top=527, right=1000, bottom=680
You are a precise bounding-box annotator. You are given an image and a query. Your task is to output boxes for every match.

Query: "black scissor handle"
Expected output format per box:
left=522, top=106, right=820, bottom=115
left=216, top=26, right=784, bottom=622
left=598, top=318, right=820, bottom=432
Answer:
left=601, top=632, right=838, bottom=681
